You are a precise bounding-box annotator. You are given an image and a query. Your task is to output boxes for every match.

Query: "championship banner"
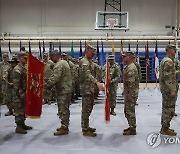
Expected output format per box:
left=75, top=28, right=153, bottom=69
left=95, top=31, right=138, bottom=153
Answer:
left=26, top=52, right=45, bottom=118
left=105, top=57, right=110, bottom=122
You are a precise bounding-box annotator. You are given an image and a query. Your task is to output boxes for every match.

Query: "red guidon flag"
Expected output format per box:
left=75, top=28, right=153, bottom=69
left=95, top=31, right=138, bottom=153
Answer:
left=26, top=52, right=45, bottom=118
left=105, top=57, right=110, bottom=123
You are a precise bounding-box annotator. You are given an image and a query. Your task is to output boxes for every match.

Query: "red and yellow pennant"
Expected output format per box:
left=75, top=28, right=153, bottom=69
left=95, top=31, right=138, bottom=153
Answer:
left=26, top=52, right=45, bottom=118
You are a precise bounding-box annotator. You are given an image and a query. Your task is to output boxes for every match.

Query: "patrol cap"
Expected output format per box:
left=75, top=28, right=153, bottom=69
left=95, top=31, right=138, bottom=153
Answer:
left=86, top=44, right=96, bottom=53
left=7, top=55, right=19, bottom=63
left=165, top=44, right=177, bottom=52
left=122, top=51, right=135, bottom=57
left=2, top=53, right=8, bottom=58
left=108, top=55, right=115, bottom=60
left=61, top=51, right=68, bottom=56
left=49, top=50, right=59, bottom=57
left=18, top=51, right=27, bottom=58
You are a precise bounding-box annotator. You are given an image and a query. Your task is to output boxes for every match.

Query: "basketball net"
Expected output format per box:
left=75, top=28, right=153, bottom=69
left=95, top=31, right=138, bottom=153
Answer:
left=107, top=18, right=118, bottom=36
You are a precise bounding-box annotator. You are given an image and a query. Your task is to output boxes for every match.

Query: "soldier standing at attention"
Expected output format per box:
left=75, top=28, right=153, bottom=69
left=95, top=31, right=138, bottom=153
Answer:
left=13, top=52, right=32, bottom=134
left=133, top=55, right=141, bottom=105
left=79, top=44, right=105, bottom=137
left=3, top=56, right=19, bottom=116
left=43, top=52, right=55, bottom=105
left=45, top=50, right=72, bottom=136
left=122, top=51, right=139, bottom=135
left=103, top=55, right=121, bottom=116
left=159, top=44, right=178, bottom=136
left=1, top=53, right=10, bottom=105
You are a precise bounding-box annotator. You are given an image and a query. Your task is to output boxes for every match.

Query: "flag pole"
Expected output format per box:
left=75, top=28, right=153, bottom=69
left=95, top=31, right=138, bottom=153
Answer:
left=146, top=64, right=148, bottom=88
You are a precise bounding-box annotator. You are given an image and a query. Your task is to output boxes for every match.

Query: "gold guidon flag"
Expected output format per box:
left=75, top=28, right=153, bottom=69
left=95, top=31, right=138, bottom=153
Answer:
left=26, top=52, right=45, bottom=119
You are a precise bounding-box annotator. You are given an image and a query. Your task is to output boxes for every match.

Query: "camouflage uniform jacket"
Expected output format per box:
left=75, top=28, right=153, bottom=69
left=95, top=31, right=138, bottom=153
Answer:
left=44, top=60, right=55, bottom=81
left=134, top=62, right=142, bottom=82
left=13, top=63, right=27, bottom=101
left=79, top=56, right=97, bottom=95
left=46, top=59, right=72, bottom=96
left=159, top=56, right=177, bottom=93
left=123, top=62, right=139, bottom=96
left=4, top=66, right=14, bottom=88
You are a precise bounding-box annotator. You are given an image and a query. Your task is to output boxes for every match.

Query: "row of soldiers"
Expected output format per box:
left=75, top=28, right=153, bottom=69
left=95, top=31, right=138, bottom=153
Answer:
left=0, top=43, right=178, bottom=137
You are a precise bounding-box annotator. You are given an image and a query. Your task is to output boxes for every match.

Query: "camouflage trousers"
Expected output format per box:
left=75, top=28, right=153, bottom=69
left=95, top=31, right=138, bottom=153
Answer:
left=81, top=94, right=94, bottom=131
left=109, top=85, right=117, bottom=109
left=94, top=84, right=99, bottom=98
left=57, top=93, right=71, bottom=128
left=124, top=94, right=136, bottom=128
left=14, top=98, right=26, bottom=125
left=4, top=87, right=14, bottom=110
left=161, top=92, right=177, bottom=128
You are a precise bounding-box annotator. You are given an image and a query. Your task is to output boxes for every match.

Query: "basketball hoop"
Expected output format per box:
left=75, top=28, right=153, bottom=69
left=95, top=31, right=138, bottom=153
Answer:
left=107, top=18, right=118, bottom=29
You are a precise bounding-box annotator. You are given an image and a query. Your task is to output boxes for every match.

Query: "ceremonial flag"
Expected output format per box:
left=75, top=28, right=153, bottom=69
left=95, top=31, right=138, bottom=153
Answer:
left=43, top=40, right=45, bottom=53
left=49, top=42, right=54, bottom=52
left=154, top=41, right=159, bottom=80
left=29, top=41, right=31, bottom=53
left=145, top=41, right=150, bottom=81
left=119, top=40, right=124, bottom=64
left=128, top=41, right=131, bottom=51
left=112, top=41, right=115, bottom=56
left=26, top=52, right=45, bottom=118
left=79, top=41, right=83, bottom=57
left=39, top=41, right=42, bottom=59
left=20, top=40, right=22, bottom=52
left=105, top=57, right=110, bottom=123
left=136, top=40, right=139, bottom=64
left=0, top=41, right=2, bottom=59
left=59, top=41, right=61, bottom=56
left=8, top=40, right=11, bottom=54
left=100, top=41, right=105, bottom=66
left=70, top=41, right=74, bottom=58
left=96, top=40, right=100, bottom=64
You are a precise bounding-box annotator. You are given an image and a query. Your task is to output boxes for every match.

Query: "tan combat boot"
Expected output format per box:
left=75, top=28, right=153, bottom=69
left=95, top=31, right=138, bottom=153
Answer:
left=88, top=127, right=96, bottom=132
left=54, top=126, right=69, bottom=136
left=5, top=109, right=13, bottom=116
left=22, top=123, right=33, bottom=130
left=123, top=127, right=136, bottom=135
left=110, top=108, right=116, bottom=116
left=82, top=130, right=97, bottom=137
left=160, top=127, right=177, bottom=136
left=123, top=127, right=130, bottom=132
left=15, top=125, right=27, bottom=134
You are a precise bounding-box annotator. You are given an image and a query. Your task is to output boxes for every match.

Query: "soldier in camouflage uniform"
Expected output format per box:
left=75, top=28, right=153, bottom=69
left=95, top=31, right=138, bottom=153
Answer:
left=61, top=52, right=76, bottom=103
left=94, top=59, right=102, bottom=99
left=122, top=51, right=139, bottom=135
left=159, top=44, right=178, bottom=136
left=1, top=53, right=10, bottom=105
left=45, top=50, right=72, bottom=136
left=3, top=56, right=19, bottom=116
left=43, top=52, right=55, bottom=105
left=13, top=52, right=33, bottom=134
left=103, top=55, right=121, bottom=116
left=79, top=44, right=104, bottom=137
left=133, top=56, right=142, bottom=105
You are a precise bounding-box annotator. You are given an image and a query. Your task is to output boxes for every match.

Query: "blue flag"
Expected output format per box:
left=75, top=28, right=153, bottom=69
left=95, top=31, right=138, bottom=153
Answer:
left=49, top=42, right=54, bottom=52
left=39, top=41, right=42, bottom=58
left=29, top=41, right=31, bottom=53
left=128, top=41, right=131, bottom=51
left=43, top=40, right=45, bottom=53
left=100, top=41, right=105, bottom=66
left=20, top=40, right=22, bottom=52
left=59, top=41, right=61, bottom=56
left=0, top=41, right=2, bottom=59
left=9, top=40, right=12, bottom=54
left=79, top=41, right=83, bottom=57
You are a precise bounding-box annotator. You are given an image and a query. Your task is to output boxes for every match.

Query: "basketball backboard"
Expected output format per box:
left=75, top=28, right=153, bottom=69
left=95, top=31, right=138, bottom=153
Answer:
left=95, top=11, right=129, bottom=30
